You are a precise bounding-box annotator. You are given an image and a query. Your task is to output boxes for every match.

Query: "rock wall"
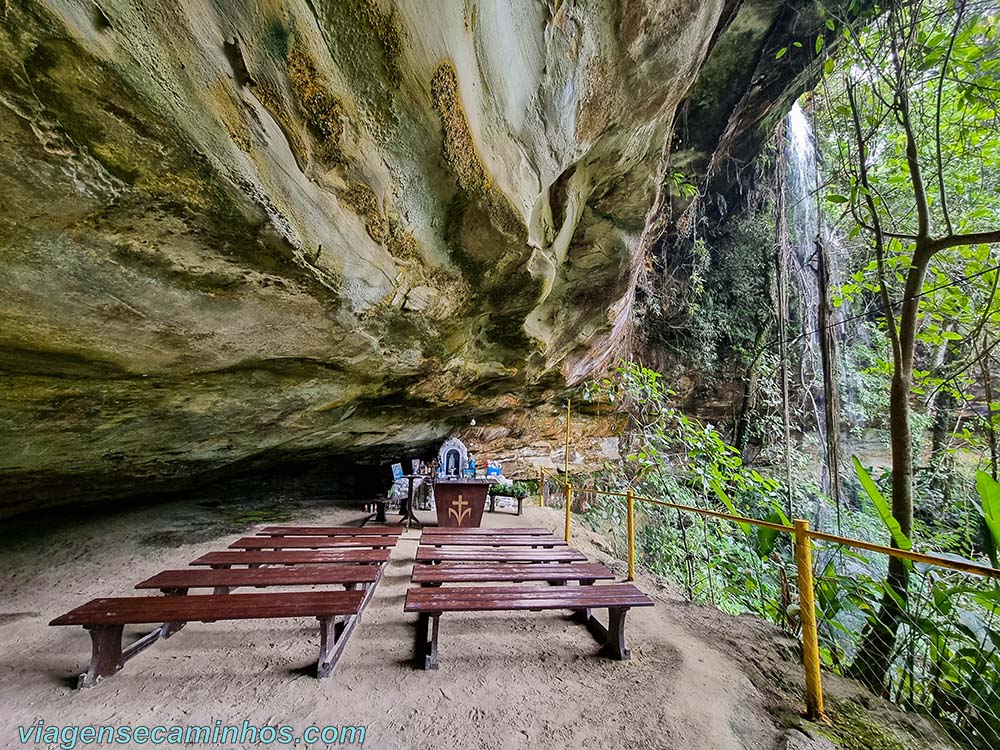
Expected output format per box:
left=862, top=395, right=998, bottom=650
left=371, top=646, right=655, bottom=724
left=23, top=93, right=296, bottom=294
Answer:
left=0, top=0, right=835, bottom=516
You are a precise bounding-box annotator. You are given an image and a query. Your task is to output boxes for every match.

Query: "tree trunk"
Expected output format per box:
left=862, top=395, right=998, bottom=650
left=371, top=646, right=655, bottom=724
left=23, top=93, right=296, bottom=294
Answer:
left=848, top=371, right=914, bottom=693
left=817, top=236, right=843, bottom=530
left=847, top=247, right=930, bottom=693
left=980, top=337, right=998, bottom=481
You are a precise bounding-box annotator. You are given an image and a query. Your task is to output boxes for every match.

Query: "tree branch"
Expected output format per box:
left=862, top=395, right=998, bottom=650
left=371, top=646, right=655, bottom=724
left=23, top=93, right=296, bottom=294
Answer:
left=934, top=0, right=965, bottom=236
left=928, top=230, right=1000, bottom=253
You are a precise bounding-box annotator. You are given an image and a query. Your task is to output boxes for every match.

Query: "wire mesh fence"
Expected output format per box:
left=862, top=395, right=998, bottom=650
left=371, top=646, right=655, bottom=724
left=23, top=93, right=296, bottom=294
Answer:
left=540, top=469, right=1000, bottom=746
left=812, top=543, right=1000, bottom=749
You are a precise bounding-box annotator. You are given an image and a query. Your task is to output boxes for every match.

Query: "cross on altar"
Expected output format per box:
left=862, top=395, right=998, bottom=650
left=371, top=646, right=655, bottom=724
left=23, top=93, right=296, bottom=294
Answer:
left=448, top=494, right=471, bottom=525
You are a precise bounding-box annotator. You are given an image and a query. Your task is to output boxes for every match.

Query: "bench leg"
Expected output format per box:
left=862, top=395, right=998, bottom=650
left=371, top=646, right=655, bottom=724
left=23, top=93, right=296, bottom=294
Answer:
left=78, top=622, right=164, bottom=688
left=414, top=613, right=440, bottom=670
left=158, top=587, right=190, bottom=638
left=571, top=579, right=592, bottom=623
left=317, top=614, right=359, bottom=678
left=582, top=607, right=631, bottom=660
left=517, top=497, right=523, bottom=516
left=78, top=625, right=125, bottom=688
left=604, top=607, right=630, bottom=660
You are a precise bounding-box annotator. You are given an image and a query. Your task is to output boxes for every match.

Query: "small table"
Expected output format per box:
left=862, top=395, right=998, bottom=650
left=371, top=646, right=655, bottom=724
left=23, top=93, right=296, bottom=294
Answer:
left=362, top=500, right=387, bottom=525
left=396, top=474, right=425, bottom=529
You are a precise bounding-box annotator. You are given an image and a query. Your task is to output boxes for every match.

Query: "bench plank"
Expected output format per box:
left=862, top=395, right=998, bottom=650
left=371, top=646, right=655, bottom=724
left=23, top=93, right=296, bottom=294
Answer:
left=411, top=563, right=615, bottom=585
left=190, top=550, right=389, bottom=567
left=415, top=547, right=586, bottom=564
left=259, top=526, right=402, bottom=537
left=136, top=565, right=380, bottom=591
left=421, top=527, right=551, bottom=536
left=52, top=590, right=365, bottom=626
left=230, top=536, right=396, bottom=550
left=418, top=535, right=565, bottom=547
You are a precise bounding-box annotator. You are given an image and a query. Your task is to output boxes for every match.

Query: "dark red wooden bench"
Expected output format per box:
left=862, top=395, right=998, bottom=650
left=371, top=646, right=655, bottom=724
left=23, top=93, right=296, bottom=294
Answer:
left=51, top=591, right=365, bottom=687
left=134, top=565, right=383, bottom=639
left=421, top=527, right=552, bottom=536
left=229, top=536, right=396, bottom=550
left=419, top=534, right=565, bottom=548
left=411, top=562, right=615, bottom=586
left=258, top=526, right=402, bottom=537
left=190, top=549, right=390, bottom=568
left=415, top=547, right=586, bottom=564
left=404, top=584, right=653, bottom=669
left=136, top=564, right=382, bottom=595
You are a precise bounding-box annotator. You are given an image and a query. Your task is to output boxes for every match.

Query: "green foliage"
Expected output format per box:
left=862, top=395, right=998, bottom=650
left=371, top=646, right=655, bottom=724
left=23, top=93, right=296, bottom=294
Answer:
left=975, top=471, right=1000, bottom=568
left=854, top=457, right=912, bottom=551
left=638, top=203, right=776, bottom=375
left=489, top=481, right=531, bottom=499
left=584, top=360, right=1000, bottom=748
left=583, top=361, right=794, bottom=620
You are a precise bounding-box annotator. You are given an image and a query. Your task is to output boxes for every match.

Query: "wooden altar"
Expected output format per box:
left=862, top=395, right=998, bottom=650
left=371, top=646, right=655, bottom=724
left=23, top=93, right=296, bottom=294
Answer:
left=432, top=479, right=493, bottom=528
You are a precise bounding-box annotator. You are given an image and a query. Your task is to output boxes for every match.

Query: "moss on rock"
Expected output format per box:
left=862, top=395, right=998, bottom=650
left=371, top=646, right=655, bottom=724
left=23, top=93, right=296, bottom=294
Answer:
left=338, top=180, right=388, bottom=242
left=285, top=40, right=345, bottom=165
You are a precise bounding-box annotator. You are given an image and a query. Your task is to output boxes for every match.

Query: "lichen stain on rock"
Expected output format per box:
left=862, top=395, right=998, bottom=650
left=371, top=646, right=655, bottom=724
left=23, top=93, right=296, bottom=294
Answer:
left=576, top=59, right=617, bottom=144
left=307, top=0, right=407, bottom=138
left=247, top=78, right=310, bottom=167
left=338, top=180, right=388, bottom=241
left=208, top=79, right=253, bottom=154
left=430, top=60, right=524, bottom=240
left=285, top=39, right=346, bottom=165
left=336, top=179, right=425, bottom=272
left=431, top=61, right=488, bottom=194
left=17, top=38, right=243, bottom=227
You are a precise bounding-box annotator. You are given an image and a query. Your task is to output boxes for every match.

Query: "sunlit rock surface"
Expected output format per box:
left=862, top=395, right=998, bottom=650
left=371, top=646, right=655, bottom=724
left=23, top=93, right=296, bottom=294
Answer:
left=0, top=0, right=830, bottom=515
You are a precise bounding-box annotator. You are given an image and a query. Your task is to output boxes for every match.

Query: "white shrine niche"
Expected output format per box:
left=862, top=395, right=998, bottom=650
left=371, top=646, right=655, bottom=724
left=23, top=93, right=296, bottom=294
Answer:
left=437, top=437, right=468, bottom=477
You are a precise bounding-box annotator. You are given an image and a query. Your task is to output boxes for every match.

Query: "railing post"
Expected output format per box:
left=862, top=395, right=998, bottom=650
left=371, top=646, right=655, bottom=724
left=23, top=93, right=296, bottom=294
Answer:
left=538, top=466, right=545, bottom=507
left=794, top=519, right=825, bottom=722
left=564, top=483, right=573, bottom=542
left=626, top=490, right=636, bottom=581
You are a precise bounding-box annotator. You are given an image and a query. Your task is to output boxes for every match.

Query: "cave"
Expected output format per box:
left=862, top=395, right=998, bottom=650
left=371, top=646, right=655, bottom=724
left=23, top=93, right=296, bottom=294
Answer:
left=4, top=1, right=996, bottom=748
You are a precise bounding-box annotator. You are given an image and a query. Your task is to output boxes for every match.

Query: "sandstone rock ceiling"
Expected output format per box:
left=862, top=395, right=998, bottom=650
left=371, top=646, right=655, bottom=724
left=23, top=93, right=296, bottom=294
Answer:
left=0, top=0, right=833, bottom=515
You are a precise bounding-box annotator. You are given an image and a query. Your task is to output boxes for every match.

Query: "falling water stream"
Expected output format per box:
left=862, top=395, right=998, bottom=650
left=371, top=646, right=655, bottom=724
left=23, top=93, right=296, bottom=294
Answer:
left=784, top=103, right=842, bottom=506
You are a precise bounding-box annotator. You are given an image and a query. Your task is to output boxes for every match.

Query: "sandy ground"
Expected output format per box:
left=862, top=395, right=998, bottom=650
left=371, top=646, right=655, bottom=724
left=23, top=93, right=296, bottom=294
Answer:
left=1, top=496, right=799, bottom=750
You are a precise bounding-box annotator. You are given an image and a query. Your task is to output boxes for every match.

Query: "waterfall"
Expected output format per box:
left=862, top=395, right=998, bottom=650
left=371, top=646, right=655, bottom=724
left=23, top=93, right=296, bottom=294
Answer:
left=783, top=103, right=844, bottom=519
left=785, top=103, right=824, bottom=422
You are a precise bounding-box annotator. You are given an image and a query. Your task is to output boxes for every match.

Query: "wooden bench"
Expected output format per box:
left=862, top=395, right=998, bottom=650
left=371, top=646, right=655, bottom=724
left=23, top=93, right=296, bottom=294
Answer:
left=136, top=564, right=382, bottom=595
left=258, top=525, right=402, bottom=537
left=229, top=536, right=396, bottom=550
left=404, top=584, right=654, bottom=669
left=51, top=591, right=366, bottom=687
left=135, top=565, right=383, bottom=639
left=411, top=562, right=615, bottom=586
left=419, top=534, right=565, bottom=548
left=421, top=527, right=552, bottom=536
left=190, top=549, right=390, bottom=568
left=415, top=547, right=586, bottom=564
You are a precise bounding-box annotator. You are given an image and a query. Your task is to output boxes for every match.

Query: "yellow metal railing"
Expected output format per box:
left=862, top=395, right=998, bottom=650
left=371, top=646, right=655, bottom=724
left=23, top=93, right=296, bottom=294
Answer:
left=537, top=467, right=1000, bottom=722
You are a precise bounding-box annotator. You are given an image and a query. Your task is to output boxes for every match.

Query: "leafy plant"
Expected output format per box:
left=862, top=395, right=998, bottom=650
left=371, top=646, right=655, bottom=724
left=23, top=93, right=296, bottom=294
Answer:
left=854, top=456, right=912, bottom=551
left=975, top=471, right=1000, bottom=568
